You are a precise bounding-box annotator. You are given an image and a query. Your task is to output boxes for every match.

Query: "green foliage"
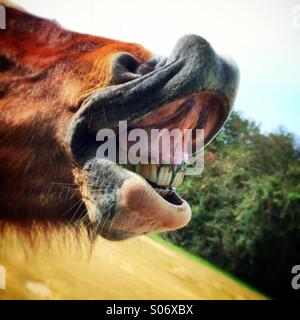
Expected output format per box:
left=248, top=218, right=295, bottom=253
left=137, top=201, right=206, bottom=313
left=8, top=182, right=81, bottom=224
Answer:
left=175, top=111, right=300, bottom=298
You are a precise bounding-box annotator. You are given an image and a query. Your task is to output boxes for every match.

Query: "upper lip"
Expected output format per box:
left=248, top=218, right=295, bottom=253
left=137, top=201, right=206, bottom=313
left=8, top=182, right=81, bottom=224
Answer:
left=68, top=58, right=183, bottom=141
left=68, top=35, right=239, bottom=165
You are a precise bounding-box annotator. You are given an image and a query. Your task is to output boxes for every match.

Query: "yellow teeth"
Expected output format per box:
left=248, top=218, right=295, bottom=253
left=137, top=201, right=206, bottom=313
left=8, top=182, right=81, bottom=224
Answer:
left=157, top=166, right=173, bottom=186
left=134, top=163, right=186, bottom=189
left=136, top=164, right=157, bottom=183
left=171, top=170, right=185, bottom=187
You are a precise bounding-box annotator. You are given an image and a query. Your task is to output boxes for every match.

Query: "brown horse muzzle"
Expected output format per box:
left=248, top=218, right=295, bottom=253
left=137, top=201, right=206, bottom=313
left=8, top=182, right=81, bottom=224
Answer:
left=68, top=35, right=239, bottom=240
left=0, top=3, right=239, bottom=240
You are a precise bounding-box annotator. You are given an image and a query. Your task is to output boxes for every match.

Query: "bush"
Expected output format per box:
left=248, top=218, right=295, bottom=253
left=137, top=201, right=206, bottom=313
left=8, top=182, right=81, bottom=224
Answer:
left=175, top=111, right=300, bottom=298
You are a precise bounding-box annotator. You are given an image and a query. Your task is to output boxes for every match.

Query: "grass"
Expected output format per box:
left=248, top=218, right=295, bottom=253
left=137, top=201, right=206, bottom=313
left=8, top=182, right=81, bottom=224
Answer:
left=151, top=234, right=270, bottom=299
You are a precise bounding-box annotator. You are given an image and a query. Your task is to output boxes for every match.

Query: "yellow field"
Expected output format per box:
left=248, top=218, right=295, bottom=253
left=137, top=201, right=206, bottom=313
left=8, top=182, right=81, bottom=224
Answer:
left=0, top=233, right=265, bottom=300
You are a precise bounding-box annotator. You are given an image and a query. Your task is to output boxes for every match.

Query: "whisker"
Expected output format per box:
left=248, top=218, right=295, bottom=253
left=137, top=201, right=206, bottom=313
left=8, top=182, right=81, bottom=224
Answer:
left=63, top=198, right=83, bottom=217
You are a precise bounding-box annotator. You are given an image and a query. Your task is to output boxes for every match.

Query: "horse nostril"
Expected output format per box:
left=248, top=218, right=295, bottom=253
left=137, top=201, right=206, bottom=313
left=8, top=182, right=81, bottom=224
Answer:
left=110, top=52, right=141, bottom=85
left=117, top=53, right=140, bottom=73
left=110, top=53, right=161, bottom=85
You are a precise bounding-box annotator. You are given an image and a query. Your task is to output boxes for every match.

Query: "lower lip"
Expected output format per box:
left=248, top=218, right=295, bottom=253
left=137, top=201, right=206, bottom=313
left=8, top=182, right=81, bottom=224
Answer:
left=117, top=175, right=192, bottom=231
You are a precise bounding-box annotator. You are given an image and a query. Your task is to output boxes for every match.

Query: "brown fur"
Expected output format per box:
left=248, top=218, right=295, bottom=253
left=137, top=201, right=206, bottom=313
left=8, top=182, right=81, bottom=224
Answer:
left=0, top=4, right=152, bottom=235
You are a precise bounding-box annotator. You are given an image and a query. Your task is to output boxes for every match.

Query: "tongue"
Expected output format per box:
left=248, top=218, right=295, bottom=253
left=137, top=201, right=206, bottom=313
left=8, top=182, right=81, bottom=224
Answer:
left=119, top=127, right=190, bottom=165
left=117, top=92, right=225, bottom=165
left=121, top=96, right=199, bottom=165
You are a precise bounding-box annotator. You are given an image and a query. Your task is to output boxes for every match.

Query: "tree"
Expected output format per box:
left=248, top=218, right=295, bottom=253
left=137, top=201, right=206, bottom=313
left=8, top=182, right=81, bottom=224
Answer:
left=175, top=111, right=300, bottom=298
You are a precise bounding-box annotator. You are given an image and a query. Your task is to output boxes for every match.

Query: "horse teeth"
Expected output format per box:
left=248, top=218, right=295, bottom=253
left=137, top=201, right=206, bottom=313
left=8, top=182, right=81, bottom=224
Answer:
left=157, top=189, right=166, bottom=196
left=157, top=166, right=172, bottom=186
left=136, top=164, right=157, bottom=183
left=171, top=170, right=185, bottom=187
left=156, top=189, right=170, bottom=197
left=133, top=163, right=186, bottom=189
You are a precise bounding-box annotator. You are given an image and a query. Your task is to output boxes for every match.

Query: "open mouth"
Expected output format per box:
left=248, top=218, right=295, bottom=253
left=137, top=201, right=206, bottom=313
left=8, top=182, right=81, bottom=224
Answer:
left=67, top=34, right=239, bottom=240
left=120, top=91, right=227, bottom=206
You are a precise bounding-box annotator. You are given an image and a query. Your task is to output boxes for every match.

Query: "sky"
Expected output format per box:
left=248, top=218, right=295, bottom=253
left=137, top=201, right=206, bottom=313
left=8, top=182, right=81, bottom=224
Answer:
left=14, top=0, right=300, bottom=136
